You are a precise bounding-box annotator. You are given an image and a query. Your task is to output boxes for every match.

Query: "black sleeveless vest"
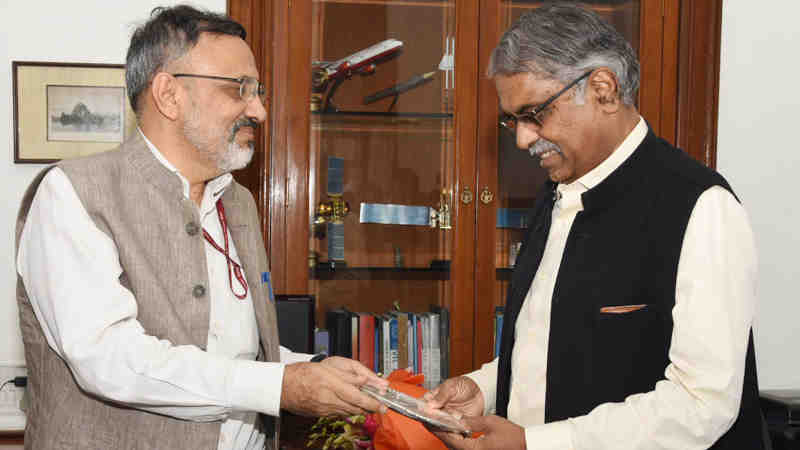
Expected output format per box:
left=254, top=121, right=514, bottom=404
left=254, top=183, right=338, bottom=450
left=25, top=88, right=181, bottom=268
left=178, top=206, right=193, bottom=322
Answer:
left=496, top=130, right=764, bottom=449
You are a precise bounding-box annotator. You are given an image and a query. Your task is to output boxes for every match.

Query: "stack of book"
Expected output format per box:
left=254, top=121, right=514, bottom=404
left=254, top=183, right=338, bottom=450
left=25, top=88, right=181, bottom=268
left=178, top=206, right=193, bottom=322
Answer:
left=494, top=306, right=505, bottom=358
left=321, top=306, right=450, bottom=390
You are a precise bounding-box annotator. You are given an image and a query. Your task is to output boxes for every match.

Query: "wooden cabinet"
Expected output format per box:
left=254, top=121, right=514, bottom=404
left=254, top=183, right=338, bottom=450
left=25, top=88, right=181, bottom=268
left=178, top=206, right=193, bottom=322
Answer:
left=228, top=0, right=722, bottom=376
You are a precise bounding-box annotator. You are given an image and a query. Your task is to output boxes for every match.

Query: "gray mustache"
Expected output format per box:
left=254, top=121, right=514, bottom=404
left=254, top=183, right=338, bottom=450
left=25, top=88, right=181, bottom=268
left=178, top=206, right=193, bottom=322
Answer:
left=232, top=118, right=258, bottom=135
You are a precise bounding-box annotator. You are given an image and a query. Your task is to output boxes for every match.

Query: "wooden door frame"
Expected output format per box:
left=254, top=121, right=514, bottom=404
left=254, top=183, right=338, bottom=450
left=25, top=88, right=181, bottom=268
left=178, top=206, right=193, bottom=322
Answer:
left=676, top=0, right=723, bottom=168
left=230, top=0, right=311, bottom=295
left=644, top=0, right=723, bottom=167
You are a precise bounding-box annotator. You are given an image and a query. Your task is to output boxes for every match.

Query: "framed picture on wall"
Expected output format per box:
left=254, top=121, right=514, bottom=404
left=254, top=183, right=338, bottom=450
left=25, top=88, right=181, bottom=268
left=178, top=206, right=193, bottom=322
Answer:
left=12, top=61, right=137, bottom=164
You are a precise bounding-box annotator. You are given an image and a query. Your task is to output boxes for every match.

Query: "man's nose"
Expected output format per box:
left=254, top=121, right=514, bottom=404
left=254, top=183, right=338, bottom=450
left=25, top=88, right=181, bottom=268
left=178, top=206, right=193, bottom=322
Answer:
left=516, top=122, right=540, bottom=151
left=245, top=96, right=267, bottom=123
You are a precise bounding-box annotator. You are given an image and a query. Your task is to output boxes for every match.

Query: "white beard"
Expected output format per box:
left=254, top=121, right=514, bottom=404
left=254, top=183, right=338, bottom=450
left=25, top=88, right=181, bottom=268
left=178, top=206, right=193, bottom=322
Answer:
left=182, top=105, right=255, bottom=174
left=218, top=140, right=254, bottom=173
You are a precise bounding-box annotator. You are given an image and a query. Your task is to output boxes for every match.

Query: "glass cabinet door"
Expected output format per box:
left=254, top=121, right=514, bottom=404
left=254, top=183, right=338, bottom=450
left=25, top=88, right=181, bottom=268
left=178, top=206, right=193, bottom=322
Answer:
left=479, top=0, right=643, bottom=365
left=307, top=0, right=457, bottom=382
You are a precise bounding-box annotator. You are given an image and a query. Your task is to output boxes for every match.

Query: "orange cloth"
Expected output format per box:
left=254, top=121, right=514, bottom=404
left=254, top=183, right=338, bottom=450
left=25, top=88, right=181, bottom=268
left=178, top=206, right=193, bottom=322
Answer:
left=371, top=370, right=448, bottom=450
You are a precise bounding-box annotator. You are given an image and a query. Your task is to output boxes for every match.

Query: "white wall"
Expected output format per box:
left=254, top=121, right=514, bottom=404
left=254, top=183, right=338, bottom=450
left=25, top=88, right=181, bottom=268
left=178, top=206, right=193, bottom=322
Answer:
left=718, top=3, right=800, bottom=389
left=0, top=1, right=226, bottom=366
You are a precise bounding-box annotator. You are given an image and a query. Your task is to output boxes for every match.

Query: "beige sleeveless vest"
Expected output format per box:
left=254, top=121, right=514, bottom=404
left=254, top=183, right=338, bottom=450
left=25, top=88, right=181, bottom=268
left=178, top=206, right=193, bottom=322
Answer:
left=16, top=133, right=280, bottom=449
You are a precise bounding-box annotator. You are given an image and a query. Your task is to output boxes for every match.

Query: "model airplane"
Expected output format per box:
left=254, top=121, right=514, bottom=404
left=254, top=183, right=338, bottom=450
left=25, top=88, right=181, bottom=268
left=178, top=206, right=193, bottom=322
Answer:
left=314, top=39, right=404, bottom=80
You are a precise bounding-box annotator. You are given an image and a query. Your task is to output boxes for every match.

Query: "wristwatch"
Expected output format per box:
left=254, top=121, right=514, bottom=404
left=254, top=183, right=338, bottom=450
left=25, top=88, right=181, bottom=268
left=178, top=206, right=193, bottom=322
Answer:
left=310, top=353, right=327, bottom=363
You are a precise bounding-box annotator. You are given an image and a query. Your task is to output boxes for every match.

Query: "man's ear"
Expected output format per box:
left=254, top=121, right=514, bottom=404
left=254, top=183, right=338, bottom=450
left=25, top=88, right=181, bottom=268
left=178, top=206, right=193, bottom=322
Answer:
left=587, top=68, right=621, bottom=113
left=149, top=72, right=182, bottom=121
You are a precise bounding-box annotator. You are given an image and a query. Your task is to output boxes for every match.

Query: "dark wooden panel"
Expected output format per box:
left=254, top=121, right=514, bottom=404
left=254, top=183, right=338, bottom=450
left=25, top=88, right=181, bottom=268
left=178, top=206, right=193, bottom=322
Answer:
left=0, top=431, right=23, bottom=445
left=659, top=0, right=681, bottom=145
left=450, top=0, right=479, bottom=377
left=638, top=0, right=665, bottom=137
left=268, top=0, right=291, bottom=293
left=474, top=0, right=502, bottom=372
left=286, top=0, right=313, bottom=294
left=677, top=0, right=722, bottom=168
left=228, top=0, right=276, bottom=282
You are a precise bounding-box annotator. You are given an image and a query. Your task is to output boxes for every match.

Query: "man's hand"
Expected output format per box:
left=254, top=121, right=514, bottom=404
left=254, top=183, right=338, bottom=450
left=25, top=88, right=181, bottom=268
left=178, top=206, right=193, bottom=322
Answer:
left=433, top=415, right=526, bottom=450
left=424, top=376, right=485, bottom=418
left=319, top=356, right=388, bottom=390
left=280, top=357, right=388, bottom=417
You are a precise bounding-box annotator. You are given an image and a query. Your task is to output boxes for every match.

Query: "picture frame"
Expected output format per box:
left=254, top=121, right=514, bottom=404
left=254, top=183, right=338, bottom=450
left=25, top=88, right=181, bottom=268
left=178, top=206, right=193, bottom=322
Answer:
left=12, top=61, right=137, bottom=163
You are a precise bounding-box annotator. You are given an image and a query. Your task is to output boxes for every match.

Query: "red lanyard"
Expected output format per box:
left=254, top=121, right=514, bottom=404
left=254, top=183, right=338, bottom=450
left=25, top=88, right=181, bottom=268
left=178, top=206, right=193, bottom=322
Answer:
left=203, top=199, right=249, bottom=300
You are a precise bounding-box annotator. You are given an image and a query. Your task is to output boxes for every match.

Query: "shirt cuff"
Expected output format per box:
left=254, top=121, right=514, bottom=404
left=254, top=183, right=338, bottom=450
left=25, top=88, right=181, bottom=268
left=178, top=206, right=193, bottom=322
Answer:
left=464, top=369, right=497, bottom=415
left=227, top=359, right=286, bottom=417
left=524, top=420, right=574, bottom=450
left=279, top=345, right=315, bottom=364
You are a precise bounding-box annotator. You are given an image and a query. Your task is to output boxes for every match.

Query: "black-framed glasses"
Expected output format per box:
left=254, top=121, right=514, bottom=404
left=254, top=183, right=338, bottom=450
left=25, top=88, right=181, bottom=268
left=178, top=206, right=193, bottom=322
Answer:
left=172, top=73, right=267, bottom=105
left=499, top=70, right=593, bottom=132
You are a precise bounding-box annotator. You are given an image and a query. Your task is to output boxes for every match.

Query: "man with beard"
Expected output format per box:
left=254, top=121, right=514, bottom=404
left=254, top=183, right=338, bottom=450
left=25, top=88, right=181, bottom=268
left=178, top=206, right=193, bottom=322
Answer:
left=15, top=5, right=386, bottom=450
left=427, top=4, right=765, bottom=450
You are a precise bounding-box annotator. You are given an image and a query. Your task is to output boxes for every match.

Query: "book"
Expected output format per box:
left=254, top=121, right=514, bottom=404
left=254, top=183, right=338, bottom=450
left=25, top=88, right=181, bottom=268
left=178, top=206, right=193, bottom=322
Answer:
left=358, top=312, right=375, bottom=370
left=314, top=328, right=330, bottom=355
left=351, top=311, right=359, bottom=361
left=428, top=313, right=441, bottom=389
left=410, top=313, right=418, bottom=374
left=391, top=312, right=410, bottom=370
left=494, top=306, right=505, bottom=359
left=416, top=316, right=423, bottom=377
left=374, top=314, right=384, bottom=375
left=406, top=312, right=417, bottom=373
left=382, top=314, right=391, bottom=375
left=421, top=314, right=431, bottom=389
left=325, top=308, right=352, bottom=357
left=430, top=305, right=450, bottom=380
left=388, top=314, right=399, bottom=374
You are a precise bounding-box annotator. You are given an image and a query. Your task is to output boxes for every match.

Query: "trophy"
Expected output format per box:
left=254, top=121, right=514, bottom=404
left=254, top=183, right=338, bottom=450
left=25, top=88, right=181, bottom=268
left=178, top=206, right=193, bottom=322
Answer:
left=314, top=156, right=349, bottom=266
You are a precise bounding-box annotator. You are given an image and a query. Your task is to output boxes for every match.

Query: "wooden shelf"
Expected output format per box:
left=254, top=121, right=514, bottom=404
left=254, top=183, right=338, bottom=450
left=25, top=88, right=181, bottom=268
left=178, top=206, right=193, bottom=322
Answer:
left=314, top=110, right=452, bottom=119
left=311, top=264, right=450, bottom=280
left=314, top=0, right=451, bottom=7
left=312, top=111, right=453, bottom=134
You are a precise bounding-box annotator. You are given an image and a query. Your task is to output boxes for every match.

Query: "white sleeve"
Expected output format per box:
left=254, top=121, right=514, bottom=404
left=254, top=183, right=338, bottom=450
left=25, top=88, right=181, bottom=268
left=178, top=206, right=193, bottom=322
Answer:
left=524, top=186, right=758, bottom=449
left=465, top=357, right=499, bottom=415
left=280, top=346, right=315, bottom=364
left=17, top=168, right=286, bottom=420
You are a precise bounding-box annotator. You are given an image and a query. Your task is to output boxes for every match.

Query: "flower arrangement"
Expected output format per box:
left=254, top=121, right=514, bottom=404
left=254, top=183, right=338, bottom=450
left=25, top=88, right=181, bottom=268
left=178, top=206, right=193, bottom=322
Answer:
left=306, top=413, right=380, bottom=450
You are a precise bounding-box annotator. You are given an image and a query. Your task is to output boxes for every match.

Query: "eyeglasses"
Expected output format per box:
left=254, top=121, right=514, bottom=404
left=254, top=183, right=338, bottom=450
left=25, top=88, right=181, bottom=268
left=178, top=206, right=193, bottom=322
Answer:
left=171, top=73, right=267, bottom=105
left=499, top=70, right=593, bottom=132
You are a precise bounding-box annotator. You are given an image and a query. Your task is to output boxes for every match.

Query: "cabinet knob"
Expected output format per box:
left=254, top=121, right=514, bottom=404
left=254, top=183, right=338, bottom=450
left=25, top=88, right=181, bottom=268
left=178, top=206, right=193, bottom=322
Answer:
left=480, top=186, right=494, bottom=204
left=461, top=186, right=473, bottom=205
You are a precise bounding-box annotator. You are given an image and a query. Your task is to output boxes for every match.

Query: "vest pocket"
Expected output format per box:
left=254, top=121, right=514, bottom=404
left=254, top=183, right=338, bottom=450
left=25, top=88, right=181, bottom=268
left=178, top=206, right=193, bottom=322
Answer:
left=592, top=304, right=666, bottom=402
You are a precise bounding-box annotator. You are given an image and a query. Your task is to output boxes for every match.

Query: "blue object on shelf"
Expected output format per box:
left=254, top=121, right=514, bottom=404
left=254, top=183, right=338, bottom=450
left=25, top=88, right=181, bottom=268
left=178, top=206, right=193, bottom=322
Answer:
left=496, top=208, right=532, bottom=229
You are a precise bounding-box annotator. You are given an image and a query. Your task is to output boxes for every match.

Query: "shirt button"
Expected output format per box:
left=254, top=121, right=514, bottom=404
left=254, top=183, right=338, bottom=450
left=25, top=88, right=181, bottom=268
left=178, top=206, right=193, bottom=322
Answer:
left=185, top=222, right=200, bottom=236
left=192, top=284, right=206, bottom=298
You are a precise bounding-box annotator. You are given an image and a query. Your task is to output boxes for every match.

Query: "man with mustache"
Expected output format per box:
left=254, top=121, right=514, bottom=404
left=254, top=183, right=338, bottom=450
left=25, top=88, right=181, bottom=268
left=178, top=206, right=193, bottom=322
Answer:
left=428, top=4, right=765, bottom=450
left=15, top=5, right=386, bottom=450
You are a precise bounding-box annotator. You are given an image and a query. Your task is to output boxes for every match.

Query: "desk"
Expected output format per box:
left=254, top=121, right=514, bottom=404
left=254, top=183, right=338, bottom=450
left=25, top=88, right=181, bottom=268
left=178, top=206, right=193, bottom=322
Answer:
left=761, top=390, right=800, bottom=450
left=0, top=431, right=22, bottom=447
left=280, top=413, right=319, bottom=450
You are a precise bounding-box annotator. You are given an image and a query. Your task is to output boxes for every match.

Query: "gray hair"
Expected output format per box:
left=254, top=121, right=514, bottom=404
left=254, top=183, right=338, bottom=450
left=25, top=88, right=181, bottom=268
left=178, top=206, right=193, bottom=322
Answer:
left=125, top=5, right=246, bottom=115
left=488, top=3, right=639, bottom=105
